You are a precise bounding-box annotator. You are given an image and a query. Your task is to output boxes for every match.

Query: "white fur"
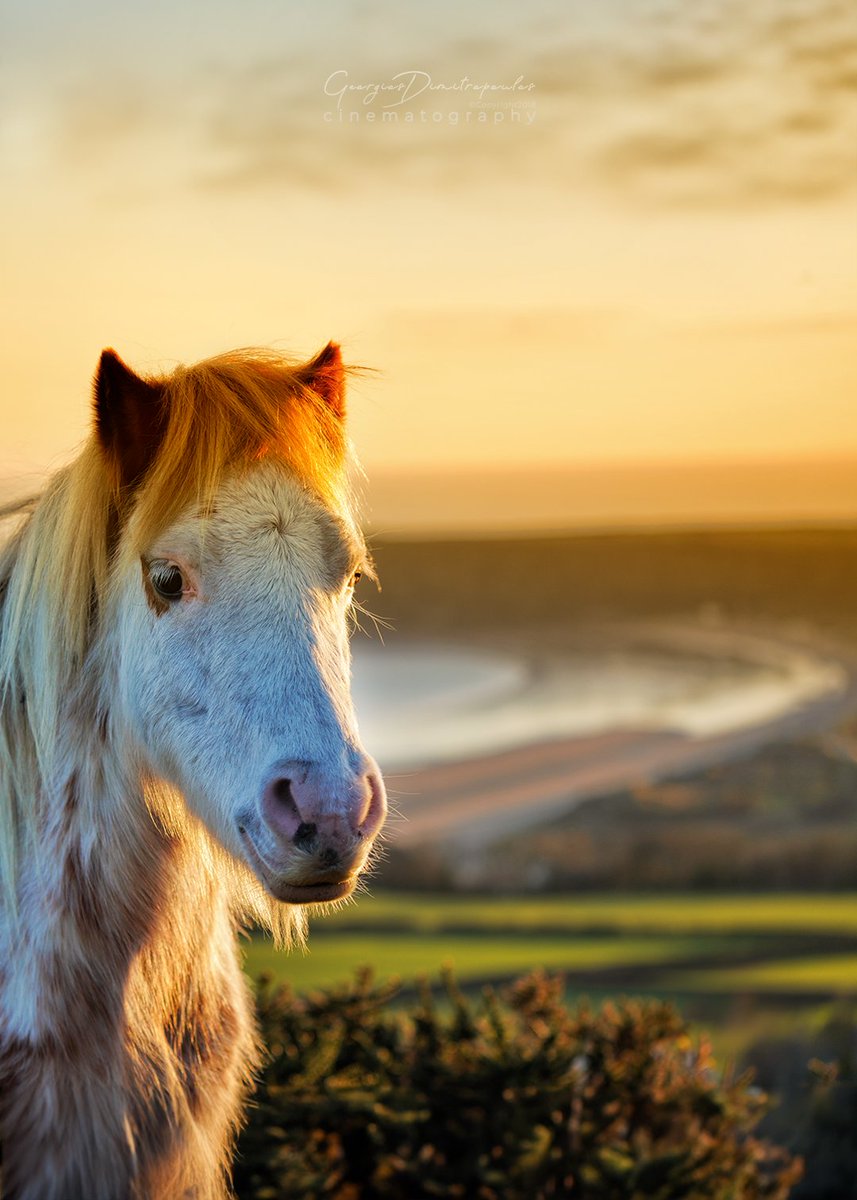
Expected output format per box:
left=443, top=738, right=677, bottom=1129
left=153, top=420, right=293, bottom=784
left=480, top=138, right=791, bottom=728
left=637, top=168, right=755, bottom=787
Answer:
left=0, top=459, right=384, bottom=1198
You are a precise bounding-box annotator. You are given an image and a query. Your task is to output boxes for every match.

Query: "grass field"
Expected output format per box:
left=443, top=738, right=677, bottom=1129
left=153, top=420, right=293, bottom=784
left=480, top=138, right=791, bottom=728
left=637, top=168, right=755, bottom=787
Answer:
left=672, top=954, right=857, bottom=992
left=242, top=890, right=857, bottom=993
left=246, top=931, right=736, bottom=991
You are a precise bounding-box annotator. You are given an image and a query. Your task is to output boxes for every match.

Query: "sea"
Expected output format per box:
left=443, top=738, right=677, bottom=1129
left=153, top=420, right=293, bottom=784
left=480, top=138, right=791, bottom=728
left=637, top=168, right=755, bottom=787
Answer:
left=351, top=630, right=847, bottom=771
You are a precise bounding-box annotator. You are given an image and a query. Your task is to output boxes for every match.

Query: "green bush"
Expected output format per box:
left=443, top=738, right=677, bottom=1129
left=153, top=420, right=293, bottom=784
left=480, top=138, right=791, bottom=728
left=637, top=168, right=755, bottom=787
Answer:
left=234, top=970, right=800, bottom=1199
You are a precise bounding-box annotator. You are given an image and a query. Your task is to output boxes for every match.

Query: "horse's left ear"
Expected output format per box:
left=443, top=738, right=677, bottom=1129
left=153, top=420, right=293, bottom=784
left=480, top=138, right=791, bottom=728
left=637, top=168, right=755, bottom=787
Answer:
left=93, top=349, right=168, bottom=491
left=303, top=342, right=345, bottom=419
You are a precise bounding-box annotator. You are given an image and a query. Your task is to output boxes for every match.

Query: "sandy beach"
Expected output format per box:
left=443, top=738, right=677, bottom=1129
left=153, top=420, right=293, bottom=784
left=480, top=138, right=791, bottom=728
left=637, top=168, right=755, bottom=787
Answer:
left=359, top=623, right=857, bottom=853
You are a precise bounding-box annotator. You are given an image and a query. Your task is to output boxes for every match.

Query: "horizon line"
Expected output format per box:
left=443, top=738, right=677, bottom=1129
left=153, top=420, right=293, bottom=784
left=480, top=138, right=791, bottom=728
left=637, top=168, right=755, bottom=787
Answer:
left=364, top=453, right=857, bottom=477
left=367, top=516, right=857, bottom=544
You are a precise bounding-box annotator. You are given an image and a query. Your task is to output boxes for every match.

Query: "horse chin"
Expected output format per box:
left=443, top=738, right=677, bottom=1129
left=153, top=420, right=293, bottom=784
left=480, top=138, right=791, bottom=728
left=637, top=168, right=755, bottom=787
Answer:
left=267, top=878, right=356, bottom=905
left=238, top=824, right=357, bottom=906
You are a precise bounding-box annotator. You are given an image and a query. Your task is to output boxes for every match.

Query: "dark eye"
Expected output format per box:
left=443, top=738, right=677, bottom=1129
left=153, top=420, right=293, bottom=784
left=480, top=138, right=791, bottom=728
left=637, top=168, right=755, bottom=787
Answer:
left=151, top=563, right=185, bottom=602
left=351, top=568, right=363, bottom=587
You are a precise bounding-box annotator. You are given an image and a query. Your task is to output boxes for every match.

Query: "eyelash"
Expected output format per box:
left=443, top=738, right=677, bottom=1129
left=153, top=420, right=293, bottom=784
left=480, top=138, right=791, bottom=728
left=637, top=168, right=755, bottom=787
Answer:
left=149, top=561, right=186, bottom=602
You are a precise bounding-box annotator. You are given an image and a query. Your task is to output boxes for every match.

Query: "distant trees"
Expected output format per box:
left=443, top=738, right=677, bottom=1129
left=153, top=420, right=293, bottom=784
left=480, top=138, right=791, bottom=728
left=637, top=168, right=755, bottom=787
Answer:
left=234, top=969, right=799, bottom=1199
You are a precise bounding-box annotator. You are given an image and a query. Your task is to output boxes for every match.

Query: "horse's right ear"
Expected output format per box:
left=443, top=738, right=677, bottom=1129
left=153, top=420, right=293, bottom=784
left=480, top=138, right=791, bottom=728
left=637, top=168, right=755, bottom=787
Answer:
left=93, top=349, right=167, bottom=491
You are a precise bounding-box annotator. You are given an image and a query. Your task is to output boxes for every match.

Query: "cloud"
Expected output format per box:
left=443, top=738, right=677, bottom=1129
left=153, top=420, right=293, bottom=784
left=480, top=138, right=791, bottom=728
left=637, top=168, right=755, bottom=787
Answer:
left=588, top=0, right=857, bottom=206
left=52, top=76, right=168, bottom=164
left=691, top=312, right=857, bottom=339
left=384, top=306, right=631, bottom=346
left=28, top=0, right=857, bottom=207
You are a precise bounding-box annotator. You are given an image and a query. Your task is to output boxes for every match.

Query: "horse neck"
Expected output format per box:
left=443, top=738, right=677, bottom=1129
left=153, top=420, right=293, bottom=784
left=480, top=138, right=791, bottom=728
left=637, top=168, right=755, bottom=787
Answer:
left=5, top=696, right=231, bottom=1048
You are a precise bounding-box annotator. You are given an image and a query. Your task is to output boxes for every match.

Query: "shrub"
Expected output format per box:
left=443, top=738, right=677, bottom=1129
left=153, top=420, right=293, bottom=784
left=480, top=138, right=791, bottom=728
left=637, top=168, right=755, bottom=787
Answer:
left=744, top=1004, right=857, bottom=1199
left=234, top=970, right=800, bottom=1199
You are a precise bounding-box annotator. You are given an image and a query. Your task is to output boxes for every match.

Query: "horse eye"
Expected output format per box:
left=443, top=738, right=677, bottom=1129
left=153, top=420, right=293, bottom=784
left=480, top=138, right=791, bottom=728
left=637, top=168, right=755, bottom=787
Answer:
left=351, top=568, right=363, bottom=587
left=151, top=564, right=185, bottom=602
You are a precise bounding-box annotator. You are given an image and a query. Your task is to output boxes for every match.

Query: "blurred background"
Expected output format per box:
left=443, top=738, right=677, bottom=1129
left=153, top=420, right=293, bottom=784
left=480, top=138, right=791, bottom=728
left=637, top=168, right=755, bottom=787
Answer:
left=4, top=0, right=857, bottom=1186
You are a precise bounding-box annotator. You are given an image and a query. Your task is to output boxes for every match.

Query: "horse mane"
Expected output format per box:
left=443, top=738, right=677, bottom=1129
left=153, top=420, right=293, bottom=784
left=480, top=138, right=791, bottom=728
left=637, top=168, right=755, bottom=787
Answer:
left=117, top=347, right=352, bottom=551
left=0, top=347, right=356, bottom=923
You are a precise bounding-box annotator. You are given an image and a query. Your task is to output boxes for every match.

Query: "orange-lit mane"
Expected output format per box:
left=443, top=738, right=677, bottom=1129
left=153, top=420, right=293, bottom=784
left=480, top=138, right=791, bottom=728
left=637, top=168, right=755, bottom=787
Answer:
left=120, top=347, right=352, bottom=553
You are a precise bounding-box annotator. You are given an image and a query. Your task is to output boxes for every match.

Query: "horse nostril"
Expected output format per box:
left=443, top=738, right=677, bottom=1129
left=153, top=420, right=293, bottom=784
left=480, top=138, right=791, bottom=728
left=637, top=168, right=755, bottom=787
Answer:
left=293, top=821, right=318, bottom=850
left=272, top=778, right=296, bottom=808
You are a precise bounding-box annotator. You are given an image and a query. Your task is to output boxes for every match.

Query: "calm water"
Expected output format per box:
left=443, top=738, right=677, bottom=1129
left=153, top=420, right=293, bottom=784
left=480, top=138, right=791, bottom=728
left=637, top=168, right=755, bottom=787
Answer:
left=351, top=632, right=846, bottom=771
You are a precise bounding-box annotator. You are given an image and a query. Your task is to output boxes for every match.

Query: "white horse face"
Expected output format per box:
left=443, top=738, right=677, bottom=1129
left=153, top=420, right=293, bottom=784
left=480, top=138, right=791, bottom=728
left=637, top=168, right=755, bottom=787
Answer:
left=112, top=461, right=386, bottom=905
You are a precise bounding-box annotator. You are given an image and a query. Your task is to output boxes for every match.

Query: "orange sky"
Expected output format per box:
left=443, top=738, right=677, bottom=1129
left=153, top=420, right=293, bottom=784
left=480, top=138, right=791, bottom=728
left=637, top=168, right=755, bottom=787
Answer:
left=2, top=0, right=856, bottom=527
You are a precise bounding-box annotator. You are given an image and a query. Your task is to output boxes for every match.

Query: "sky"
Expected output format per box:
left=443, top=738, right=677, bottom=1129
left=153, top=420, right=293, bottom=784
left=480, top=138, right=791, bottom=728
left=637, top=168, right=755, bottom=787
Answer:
left=2, top=0, right=856, bottom=530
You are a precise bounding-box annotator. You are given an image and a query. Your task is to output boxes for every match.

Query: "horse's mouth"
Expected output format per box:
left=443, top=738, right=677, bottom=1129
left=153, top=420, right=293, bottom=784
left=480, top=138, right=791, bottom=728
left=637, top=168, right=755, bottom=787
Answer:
left=269, top=879, right=355, bottom=904
left=238, top=825, right=357, bottom=905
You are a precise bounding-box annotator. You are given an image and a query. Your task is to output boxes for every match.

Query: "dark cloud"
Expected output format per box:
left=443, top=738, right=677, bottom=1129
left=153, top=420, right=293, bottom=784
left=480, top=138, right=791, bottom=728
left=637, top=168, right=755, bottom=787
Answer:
left=594, top=0, right=857, bottom=205
left=53, top=78, right=165, bottom=163
left=597, top=112, right=855, bottom=207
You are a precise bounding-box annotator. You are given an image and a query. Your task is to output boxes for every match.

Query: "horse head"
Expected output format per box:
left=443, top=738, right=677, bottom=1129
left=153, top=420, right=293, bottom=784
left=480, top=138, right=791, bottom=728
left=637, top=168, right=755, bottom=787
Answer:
left=93, top=344, right=387, bottom=906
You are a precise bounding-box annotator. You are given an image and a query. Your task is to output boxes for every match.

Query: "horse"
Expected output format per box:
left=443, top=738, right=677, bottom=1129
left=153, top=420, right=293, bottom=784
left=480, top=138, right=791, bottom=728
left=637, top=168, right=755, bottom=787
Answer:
left=0, top=342, right=387, bottom=1198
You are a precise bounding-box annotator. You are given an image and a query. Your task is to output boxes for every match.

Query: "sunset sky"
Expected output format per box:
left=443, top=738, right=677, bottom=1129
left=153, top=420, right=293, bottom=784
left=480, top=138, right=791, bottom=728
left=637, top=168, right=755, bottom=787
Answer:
left=3, top=0, right=856, bottom=530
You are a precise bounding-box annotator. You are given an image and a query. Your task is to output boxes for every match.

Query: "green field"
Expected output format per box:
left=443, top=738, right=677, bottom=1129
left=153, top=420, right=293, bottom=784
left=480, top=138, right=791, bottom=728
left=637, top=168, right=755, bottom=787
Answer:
left=242, top=890, right=857, bottom=994
left=672, top=954, right=857, bottom=992
left=246, top=931, right=738, bottom=991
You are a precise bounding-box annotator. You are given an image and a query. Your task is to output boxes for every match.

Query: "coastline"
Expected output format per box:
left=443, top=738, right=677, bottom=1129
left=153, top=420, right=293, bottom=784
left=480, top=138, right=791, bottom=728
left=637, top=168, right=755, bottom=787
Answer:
left=371, top=623, right=857, bottom=852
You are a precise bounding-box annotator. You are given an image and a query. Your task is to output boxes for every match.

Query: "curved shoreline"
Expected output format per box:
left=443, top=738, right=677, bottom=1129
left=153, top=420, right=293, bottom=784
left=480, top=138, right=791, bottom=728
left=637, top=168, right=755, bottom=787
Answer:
left=383, top=623, right=857, bottom=852
left=356, top=624, right=849, bottom=772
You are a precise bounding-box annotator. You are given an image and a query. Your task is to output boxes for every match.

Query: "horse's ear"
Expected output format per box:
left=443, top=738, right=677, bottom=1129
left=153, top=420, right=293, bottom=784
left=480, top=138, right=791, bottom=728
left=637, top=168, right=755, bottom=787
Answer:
left=303, top=342, right=345, bottom=419
left=93, top=349, right=167, bottom=490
